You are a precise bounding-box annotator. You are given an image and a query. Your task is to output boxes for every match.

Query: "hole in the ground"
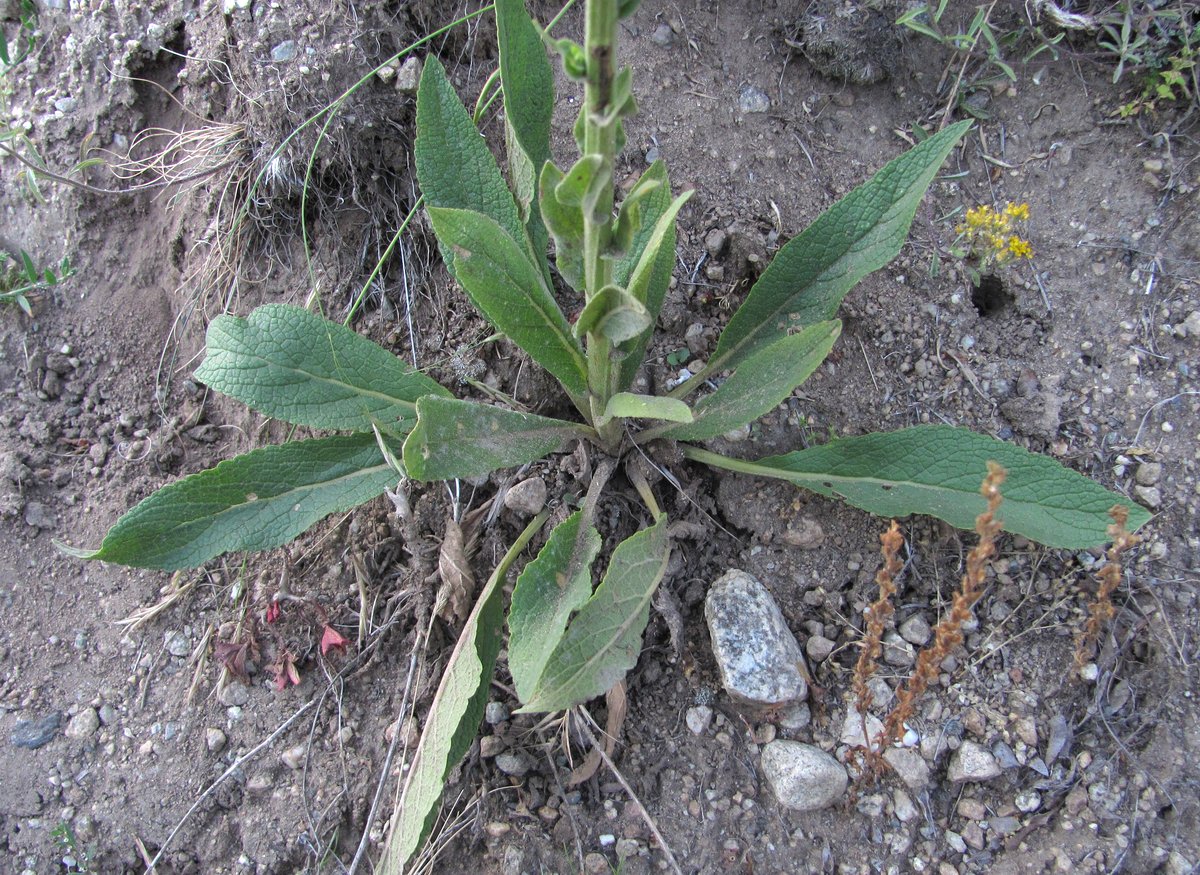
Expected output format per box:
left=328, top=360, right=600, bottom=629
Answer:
left=970, top=273, right=1014, bottom=317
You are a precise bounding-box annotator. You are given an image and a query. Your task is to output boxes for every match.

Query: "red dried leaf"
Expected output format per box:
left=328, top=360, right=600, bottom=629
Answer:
left=266, top=600, right=282, bottom=624
left=214, top=640, right=251, bottom=683
left=320, top=624, right=349, bottom=656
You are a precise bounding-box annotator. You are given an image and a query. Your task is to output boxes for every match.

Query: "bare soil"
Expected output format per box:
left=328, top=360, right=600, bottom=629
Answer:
left=1, top=1, right=1198, bottom=873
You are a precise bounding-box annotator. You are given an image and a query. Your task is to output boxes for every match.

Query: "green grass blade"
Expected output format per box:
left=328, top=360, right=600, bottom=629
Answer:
left=427, top=206, right=587, bottom=399
left=683, top=425, right=1149, bottom=549
left=403, top=395, right=588, bottom=481
left=708, top=120, right=970, bottom=377
left=379, top=510, right=548, bottom=873
left=520, top=514, right=670, bottom=713
left=416, top=56, right=533, bottom=273
left=647, top=321, right=840, bottom=442
left=60, top=434, right=399, bottom=570
left=194, top=304, right=450, bottom=432
left=508, top=510, right=602, bottom=704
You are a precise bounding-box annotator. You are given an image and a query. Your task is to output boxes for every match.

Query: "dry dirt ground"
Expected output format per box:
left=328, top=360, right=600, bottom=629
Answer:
left=1, top=0, right=1199, bottom=873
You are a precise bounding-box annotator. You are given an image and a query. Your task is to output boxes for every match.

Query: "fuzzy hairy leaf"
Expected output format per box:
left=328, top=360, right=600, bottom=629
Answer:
left=403, top=395, right=587, bottom=482
left=427, top=206, right=588, bottom=399
left=520, top=515, right=670, bottom=712
left=614, top=162, right=681, bottom=390
left=709, top=120, right=971, bottom=376
left=379, top=512, right=546, bottom=872
left=574, top=285, right=651, bottom=344
left=599, top=393, right=693, bottom=427
left=63, top=434, right=398, bottom=570
left=497, top=0, right=554, bottom=272
left=508, top=511, right=602, bottom=704
left=684, top=425, right=1149, bottom=549
left=648, top=321, right=840, bottom=442
left=539, top=161, right=585, bottom=291
left=194, top=304, right=449, bottom=432
left=416, top=56, right=532, bottom=273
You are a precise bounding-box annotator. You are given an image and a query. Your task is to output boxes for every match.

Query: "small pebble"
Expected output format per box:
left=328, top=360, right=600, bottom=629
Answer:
left=281, top=744, right=307, bottom=770
left=948, top=740, right=1001, bottom=783
left=1015, top=790, right=1042, bottom=813
left=218, top=683, right=249, bottom=707
left=737, top=85, right=770, bottom=114
left=485, top=701, right=510, bottom=725
left=65, top=708, right=100, bottom=740
left=650, top=23, right=673, bottom=46
left=686, top=705, right=713, bottom=735
left=495, top=752, right=532, bottom=776
left=898, top=614, right=932, bottom=646
left=206, top=728, right=227, bottom=753
left=504, top=477, right=547, bottom=516
left=11, top=712, right=62, bottom=749
left=270, top=40, right=297, bottom=62
left=164, top=630, right=190, bottom=658
left=760, top=740, right=848, bottom=811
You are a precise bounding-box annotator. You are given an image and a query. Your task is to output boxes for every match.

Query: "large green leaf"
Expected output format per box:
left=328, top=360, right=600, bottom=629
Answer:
left=683, top=425, right=1150, bottom=549
left=416, top=56, right=532, bottom=272
left=379, top=512, right=546, bottom=873
left=599, top=392, right=693, bottom=427
left=403, top=395, right=588, bottom=482
left=539, top=161, right=586, bottom=291
left=520, top=514, right=670, bottom=712
left=508, top=510, right=602, bottom=704
left=62, top=434, right=397, bottom=570
left=193, top=304, right=449, bottom=432
left=614, top=161, right=681, bottom=390
left=497, top=0, right=554, bottom=271
left=574, top=285, right=651, bottom=344
left=646, top=321, right=840, bottom=442
left=426, top=206, right=588, bottom=400
left=706, top=120, right=971, bottom=378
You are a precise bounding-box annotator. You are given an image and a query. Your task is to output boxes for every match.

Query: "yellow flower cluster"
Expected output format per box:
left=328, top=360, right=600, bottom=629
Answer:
left=958, top=202, right=1034, bottom=266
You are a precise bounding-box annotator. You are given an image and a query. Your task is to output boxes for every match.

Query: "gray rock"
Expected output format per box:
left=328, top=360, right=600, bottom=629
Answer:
left=97, top=704, right=117, bottom=726
left=218, top=682, right=249, bottom=707
left=1135, top=461, right=1162, bottom=486
left=760, top=741, right=848, bottom=811
left=281, top=744, right=307, bottom=770
left=705, top=570, right=808, bottom=711
left=480, top=735, right=505, bottom=758
left=65, top=708, right=100, bottom=740
left=779, top=702, right=810, bottom=730
left=893, top=788, right=917, bottom=822
left=484, top=701, right=510, bottom=725
left=1133, top=484, right=1162, bottom=509
left=840, top=706, right=884, bottom=749
left=206, top=728, right=227, bottom=753
left=651, top=23, right=674, bottom=46
left=898, top=613, right=932, bottom=646
left=164, top=630, right=190, bottom=658
left=495, top=752, right=532, bottom=776
left=53, top=96, right=77, bottom=114
left=685, top=705, right=713, bottom=735
left=948, top=740, right=1001, bottom=783
left=11, top=712, right=61, bottom=749
left=737, top=85, right=770, bottom=114
left=396, top=56, right=421, bottom=93
left=270, top=40, right=297, bottom=63
left=1015, top=790, right=1041, bottom=812
left=883, top=747, right=931, bottom=789
left=504, top=477, right=547, bottom=516
left=782, top=517, right=825, bottom=548
left=23, top=501, right=55, bottom=529
left=882, top=630, right=915, bottom=666
left=805, top=634, right=835, bottom=662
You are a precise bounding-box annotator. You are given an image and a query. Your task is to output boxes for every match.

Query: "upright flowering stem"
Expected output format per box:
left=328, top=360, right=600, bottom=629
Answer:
left=582, top=0, right=622, bottom=446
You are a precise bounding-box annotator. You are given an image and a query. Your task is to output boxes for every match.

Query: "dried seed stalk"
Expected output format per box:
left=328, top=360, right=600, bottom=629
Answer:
left=853, top=520, right=904, bottom=715
left=881, top=462, right=1006, bottom=745
left=1073, top=505, right=1137, bottom=669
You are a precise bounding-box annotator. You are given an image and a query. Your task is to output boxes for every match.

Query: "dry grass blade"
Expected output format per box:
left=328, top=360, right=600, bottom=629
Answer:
left=116, top=571, right=196, bottom=633
left=567, top=680, right=628, bottom=786
left=882, top=462, right=1006, bottom=746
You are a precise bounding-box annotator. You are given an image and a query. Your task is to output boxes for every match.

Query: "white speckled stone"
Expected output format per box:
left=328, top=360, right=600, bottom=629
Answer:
left=705, top=570, right=808, bottom=710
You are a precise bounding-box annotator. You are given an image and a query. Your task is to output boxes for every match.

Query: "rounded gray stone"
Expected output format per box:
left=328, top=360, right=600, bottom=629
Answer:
left=705, top=570, right=808, bottom=710
left=761, top=740, right=848, bottom=811
left=65, top=708, right=100, bottom=740
left=948, top=740, right=1001, bottom=783
left=504, top=477, right=547, bottom=516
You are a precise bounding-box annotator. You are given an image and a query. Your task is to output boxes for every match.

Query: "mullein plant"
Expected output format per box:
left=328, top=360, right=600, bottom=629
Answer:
left=60, top=0, right=1148, bottom=866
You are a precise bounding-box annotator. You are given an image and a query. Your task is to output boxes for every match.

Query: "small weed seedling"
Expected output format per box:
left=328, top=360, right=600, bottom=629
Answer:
left=64, top=0, right=1150, bottom=868
left=0, top=248, right=72, bottom=316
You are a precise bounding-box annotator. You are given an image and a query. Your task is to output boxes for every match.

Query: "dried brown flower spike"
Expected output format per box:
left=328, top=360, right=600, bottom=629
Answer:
left=881, top=462, right=1006, bottom=746
left=1073, top=505, right=1137, bottom=670
left=853, top=519, right=904, bottom=716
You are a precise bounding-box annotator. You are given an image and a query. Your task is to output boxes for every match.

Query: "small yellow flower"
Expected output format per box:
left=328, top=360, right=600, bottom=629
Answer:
left=1004, top=202, right=1030, bottom=221
left=1006, top=235, right=1033, bottom=259
left=957, top=201, right=1032, bottom=271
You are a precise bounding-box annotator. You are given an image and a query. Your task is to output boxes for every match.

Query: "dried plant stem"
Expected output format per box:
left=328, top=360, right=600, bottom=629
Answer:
left=882, top=462, right=1006, bottom=745
left=1074, top=505, right=1137, bottom=669
left=853, top=520, right=903, bottom=717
